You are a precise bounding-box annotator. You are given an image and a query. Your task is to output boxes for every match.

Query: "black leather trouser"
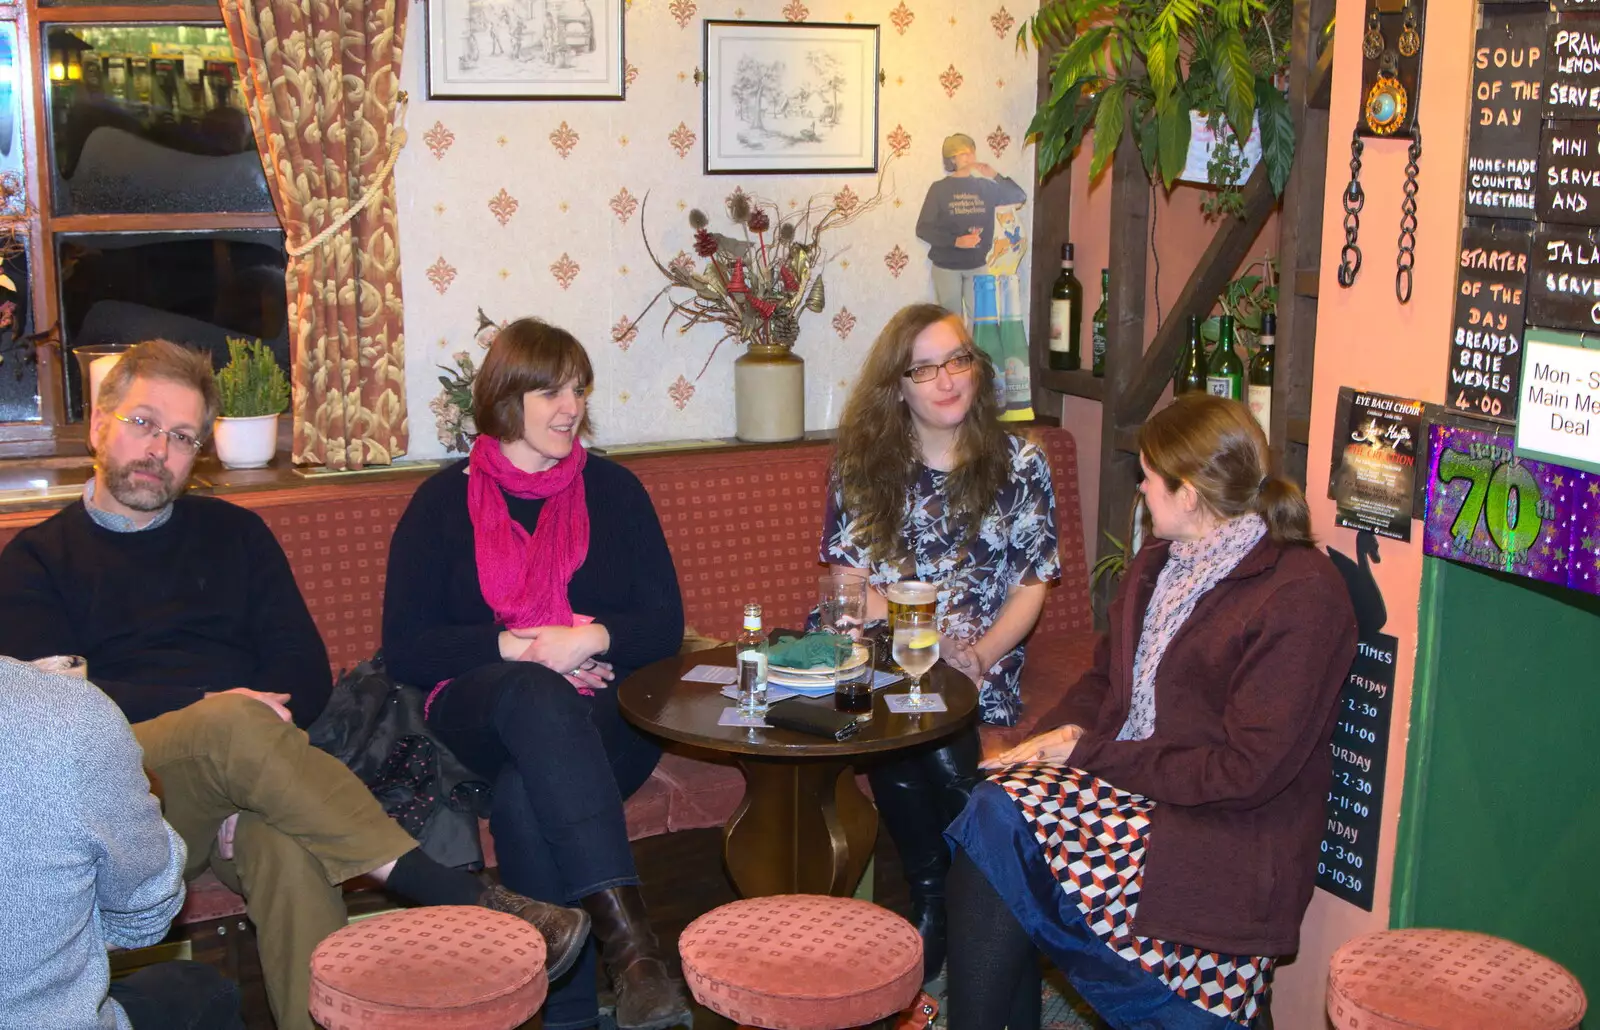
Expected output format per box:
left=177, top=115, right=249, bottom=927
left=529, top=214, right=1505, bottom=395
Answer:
left=866, top=723, right=981, bottom=981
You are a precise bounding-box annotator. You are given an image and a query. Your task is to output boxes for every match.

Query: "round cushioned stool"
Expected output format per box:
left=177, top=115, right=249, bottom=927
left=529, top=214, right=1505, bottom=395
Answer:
left=679, top=894, right=922, bottom=1030
left=1327, top=928, right=1587, bottom=1030
left=309, top=905, right=548, bottom=1030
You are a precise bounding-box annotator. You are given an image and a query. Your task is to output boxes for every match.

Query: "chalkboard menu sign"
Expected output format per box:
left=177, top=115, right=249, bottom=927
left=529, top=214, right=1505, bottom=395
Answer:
left=1538, top=119, right=1600, bottom=221
left=1527, top=227, right=1600, bottom=331
left=1555, top=0, right=1600, bottom=11
left=1544, top=16, right=1600, bottom=119
left=1449, top=226, right=1531, bottom=423
left=1316, top=630, right=1397, bottom=912
left=1468, top=8, right=1548, bottom=217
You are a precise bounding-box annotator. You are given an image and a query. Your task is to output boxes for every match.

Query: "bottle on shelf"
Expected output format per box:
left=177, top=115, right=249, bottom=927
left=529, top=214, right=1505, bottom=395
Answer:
left=1206, top=314, right=1245, bottom=401
left=735, top=602, right=769, bottom=717
left=1248, top=312, right=1276, bottom=439
left=1175, top=314, right=1207, bottom=395
left=1047, top=244, right=1083, bottom=371
left=1091, top=268, right=1109, bottom=377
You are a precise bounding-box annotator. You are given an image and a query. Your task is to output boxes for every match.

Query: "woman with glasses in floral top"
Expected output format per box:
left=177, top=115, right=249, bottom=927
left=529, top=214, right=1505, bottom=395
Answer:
left=820, top=303, right=1060, bottom=985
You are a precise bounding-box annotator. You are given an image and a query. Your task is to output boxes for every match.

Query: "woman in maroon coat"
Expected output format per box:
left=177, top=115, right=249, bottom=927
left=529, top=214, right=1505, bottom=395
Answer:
left=944, top=395, right=1357, bottom=1030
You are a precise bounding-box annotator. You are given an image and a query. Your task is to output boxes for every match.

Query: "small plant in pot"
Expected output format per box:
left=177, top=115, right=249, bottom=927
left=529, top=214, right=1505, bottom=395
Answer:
left=214, top=337, right=290, bottom=469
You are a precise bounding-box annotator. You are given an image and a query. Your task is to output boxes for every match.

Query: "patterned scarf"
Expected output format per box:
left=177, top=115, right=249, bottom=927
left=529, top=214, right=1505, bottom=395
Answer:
left=1117, top=514, right=1266, bottom=741
left=466, top=434, right=589, bottom=629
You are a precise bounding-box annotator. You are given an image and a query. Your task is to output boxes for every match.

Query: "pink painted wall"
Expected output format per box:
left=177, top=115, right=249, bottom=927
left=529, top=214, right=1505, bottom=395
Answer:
left=1268, top=3, right=1475, bottom=1026
left=1056, top=146, right=1279, bottom=560
left=1050, top=6, right=1476, bottom=1021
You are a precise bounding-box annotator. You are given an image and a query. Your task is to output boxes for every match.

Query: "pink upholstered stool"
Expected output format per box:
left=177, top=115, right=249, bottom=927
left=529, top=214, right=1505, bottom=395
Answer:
left=309, top=906, right=548, bottom=1030
left=679, top=894, right=923, bottom=1030
left=1327, top=928, right=1587, bottom=1030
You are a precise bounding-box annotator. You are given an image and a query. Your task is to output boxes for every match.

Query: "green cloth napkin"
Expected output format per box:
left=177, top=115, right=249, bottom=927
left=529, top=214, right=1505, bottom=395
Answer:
left=768, top=632, right=851, bottom=669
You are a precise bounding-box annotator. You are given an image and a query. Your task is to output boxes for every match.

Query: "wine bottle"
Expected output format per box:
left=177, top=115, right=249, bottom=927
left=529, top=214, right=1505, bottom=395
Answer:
left=1175, top=315, right=1207, bottom=395
left=1091, top=268, right=1109, bottom=377
left=1047, top=244, right=1082, bottom=371
left=1206, top=314, right=1244, bottom=401
left=1248, top=312, right=1276, bottom=439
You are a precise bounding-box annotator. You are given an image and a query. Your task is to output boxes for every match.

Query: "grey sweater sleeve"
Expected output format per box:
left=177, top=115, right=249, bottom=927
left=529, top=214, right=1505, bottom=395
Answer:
left=73, top=684, right=187, bottom=949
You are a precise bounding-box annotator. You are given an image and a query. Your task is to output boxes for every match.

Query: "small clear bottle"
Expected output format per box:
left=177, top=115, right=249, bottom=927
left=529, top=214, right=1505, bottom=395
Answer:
left=735, top=603, right=769, bottom=717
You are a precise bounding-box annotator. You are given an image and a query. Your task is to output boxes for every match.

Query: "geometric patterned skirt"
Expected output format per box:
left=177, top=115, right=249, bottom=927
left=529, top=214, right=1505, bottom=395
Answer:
left=945, top=765, right=1274, bottom=1030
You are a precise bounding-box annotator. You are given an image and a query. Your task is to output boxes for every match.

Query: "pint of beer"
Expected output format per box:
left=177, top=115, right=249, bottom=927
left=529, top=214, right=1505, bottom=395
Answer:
left=885, top=580, right=938, bottom=624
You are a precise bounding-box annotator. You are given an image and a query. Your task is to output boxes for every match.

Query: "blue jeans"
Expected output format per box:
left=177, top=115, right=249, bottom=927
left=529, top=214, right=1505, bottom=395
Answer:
left=426, top=661, right=662, bottom=1029
left=109, top=961, right=242, bottom=1030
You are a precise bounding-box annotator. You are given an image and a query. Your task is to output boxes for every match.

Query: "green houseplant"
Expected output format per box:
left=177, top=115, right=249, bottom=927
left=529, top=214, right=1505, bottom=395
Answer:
left=1021, top=0, right=1295, bottom=212
left=214, top=337, right=290, bottom=469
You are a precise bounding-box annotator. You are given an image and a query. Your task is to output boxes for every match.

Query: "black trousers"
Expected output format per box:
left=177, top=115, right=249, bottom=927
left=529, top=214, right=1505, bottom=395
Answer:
left=108, top=961, right=242, bottom=1030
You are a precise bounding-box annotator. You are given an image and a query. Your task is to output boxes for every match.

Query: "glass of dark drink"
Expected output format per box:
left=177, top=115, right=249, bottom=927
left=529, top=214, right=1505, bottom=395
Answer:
left=834, top=676, right=873, bottom=714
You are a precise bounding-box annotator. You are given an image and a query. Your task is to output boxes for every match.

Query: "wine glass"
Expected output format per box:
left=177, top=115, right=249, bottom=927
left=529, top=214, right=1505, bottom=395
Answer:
left=891, top=611, right=940, bottom=709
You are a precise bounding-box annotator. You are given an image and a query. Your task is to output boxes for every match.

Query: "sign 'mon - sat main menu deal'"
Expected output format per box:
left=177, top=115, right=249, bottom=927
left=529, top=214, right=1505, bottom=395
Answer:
left=1516, top=327, right=1600, bottom=470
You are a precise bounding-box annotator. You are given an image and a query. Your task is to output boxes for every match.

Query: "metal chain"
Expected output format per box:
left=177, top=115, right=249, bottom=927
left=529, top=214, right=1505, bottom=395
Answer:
left=1337, top=130, right=1365, bottom=288
left=1396, top=125, right=1423, bottom=304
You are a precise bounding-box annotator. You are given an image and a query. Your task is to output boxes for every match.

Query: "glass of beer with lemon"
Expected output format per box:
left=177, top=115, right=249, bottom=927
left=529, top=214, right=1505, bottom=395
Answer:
left=891, top=611, right=940, bottom=709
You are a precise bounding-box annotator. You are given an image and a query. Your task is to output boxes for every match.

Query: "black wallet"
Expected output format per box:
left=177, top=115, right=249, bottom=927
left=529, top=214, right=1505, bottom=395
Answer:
left=765, top=701, right=861, bottom=741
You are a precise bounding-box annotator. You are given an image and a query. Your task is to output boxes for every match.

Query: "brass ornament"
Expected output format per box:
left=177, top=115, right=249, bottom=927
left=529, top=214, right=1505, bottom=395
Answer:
left=1365, top=67, right=1408, bottom=136
left=1363, top=9, right=1385, bottom=61
left=1398, top=6, right=1421, bottom=59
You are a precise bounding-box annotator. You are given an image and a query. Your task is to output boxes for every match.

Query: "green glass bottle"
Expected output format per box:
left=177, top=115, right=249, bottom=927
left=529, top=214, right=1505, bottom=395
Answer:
left=1206, top=314, right=1244, bottom=401
left=1175, top=315, right=1207, bottom=395
left=1047, top=244, right=1082, bottom=371
left=1090, top=269, right=1109, bottom=377
left=1248, top=312, right=1276, bottom=439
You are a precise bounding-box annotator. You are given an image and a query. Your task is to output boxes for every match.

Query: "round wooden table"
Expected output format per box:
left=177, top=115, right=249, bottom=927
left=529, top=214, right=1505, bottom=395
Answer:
left=618, top=645, right=977, bottom=899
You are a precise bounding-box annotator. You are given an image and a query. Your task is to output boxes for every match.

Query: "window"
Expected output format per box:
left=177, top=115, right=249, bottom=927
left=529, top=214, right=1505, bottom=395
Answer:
left=0, top=4, right=282, bottom=449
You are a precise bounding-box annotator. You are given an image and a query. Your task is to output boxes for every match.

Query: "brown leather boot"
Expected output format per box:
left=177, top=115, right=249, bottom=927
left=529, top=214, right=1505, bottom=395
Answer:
left=580, top=886, right=692, bottom=1030
left=478, top=883, right=591, bottom=980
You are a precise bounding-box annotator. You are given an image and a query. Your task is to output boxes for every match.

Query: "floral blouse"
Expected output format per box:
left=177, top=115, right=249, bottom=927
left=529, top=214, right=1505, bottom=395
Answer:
left=820, top=435, right=1060, bottom=726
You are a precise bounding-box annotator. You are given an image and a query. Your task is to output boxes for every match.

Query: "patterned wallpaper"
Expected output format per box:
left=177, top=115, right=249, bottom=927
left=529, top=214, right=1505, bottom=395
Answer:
left=395, top=0, right=1042, bottom=457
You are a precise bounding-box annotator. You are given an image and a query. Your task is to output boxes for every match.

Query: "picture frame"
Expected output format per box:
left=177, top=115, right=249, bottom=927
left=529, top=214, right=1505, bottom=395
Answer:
left=426, top=0, right=625, bottom=101
left=703, top=20, right=880, bottom=175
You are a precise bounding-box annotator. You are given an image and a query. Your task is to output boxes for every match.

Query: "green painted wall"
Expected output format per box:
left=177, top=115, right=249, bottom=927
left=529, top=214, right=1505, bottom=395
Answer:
left=1394, top=557, right=1599, bottom=998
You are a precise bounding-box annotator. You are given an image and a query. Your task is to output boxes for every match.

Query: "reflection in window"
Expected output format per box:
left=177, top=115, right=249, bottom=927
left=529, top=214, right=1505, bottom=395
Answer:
left=60, top=230, right=287, bottom=420
left=46, top=26, right=271, bottom=215
left=0, top=237, right=38, bottom=423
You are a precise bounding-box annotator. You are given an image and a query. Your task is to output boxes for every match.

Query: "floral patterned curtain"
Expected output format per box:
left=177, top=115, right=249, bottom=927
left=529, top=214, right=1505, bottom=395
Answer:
left=221, top=0, right=409, bottom=469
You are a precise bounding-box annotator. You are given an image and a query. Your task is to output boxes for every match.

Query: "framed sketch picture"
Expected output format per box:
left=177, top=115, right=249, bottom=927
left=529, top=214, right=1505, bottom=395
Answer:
left=703, top=20, right=880, bottom=174
left=426, top=0, right=625, bottom=100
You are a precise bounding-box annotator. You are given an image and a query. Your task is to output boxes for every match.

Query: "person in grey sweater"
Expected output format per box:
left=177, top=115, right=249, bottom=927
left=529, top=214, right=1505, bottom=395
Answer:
left=0, top=657, right=241, bottom=1030
left=915, top=132, right=1028, bottom=321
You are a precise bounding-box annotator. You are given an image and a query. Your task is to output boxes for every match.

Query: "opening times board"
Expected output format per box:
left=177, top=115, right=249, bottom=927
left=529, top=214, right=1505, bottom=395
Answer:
left=1315, top=630, right=1397, bottom=911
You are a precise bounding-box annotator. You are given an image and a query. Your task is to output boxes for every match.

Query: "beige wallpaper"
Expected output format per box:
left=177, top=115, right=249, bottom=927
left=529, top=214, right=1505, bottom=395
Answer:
left=395, top=0, right=1041, bottom=456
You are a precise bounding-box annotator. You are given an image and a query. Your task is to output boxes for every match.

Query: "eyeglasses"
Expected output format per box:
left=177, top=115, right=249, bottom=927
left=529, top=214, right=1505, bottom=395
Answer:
left=114, top=413, right=202, bottom=455
left=902, top=352, right=977, bottom=384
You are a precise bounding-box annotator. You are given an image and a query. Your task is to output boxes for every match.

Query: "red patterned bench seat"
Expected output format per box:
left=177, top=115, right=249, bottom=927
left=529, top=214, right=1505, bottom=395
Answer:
left=0, top=427, right=1095, bottom=924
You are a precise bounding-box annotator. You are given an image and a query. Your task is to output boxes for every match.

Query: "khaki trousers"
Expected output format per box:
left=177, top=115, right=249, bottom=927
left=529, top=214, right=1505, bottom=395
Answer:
left=133, top=693, right=417, bottom=1030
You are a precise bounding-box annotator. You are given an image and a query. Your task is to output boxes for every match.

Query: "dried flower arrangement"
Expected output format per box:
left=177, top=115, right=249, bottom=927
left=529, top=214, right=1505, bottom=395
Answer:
left=632, top=167, right=891, bottom=377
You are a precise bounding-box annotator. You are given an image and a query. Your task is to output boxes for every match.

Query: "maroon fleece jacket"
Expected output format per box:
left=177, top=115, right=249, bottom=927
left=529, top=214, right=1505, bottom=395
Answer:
left=1035, top=535, right=1357, bottom=957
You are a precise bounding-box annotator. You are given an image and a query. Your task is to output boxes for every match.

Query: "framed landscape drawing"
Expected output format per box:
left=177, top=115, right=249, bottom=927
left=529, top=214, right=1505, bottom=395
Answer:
left=427, top=0, right=625, bottom=100
left=703, top=20, right=880, bottom=174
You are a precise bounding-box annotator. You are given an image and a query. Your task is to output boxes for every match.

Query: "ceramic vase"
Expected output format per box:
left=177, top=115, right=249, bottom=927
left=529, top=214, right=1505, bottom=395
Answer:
left=734, top=344, right=804, bottom=443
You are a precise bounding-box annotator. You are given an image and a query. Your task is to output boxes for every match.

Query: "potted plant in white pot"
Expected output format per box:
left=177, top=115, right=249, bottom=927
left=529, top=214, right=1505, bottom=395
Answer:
left=214, top=337, right=289, bottom=469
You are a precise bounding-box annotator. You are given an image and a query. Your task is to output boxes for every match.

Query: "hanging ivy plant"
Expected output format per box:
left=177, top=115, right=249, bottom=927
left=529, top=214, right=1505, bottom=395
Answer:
left=1020, top=0, right=1296, bottom=207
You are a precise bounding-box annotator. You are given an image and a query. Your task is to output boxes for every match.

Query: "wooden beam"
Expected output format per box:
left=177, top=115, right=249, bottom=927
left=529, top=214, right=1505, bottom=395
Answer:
left=1027, top=41, right=1073, bottom=417
left=1116, top=165, right=1276, bottom=429
left=1271, top=0, right=1336, bottom=485
left=1094, top=99, right=1150, bottom=598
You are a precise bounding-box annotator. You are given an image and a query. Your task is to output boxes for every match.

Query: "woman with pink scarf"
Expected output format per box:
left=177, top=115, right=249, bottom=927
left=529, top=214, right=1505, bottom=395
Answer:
left=383, top=319, right=690, bottom=1030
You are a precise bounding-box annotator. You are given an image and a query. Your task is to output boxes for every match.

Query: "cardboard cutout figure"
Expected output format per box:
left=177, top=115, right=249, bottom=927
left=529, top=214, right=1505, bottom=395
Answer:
left=917, top=133, right=1033, bottom=420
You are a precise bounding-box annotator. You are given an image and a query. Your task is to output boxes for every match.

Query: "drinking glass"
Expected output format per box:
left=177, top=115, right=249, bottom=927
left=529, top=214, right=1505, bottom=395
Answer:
left=891, top=611, right=940, bottom=709
left=819, top=571, right=869, bottom=713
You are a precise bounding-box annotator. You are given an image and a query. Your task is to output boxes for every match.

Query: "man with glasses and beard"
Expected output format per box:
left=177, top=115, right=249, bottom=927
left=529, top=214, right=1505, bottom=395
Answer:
left=0, top=340, right=589, bottom=1030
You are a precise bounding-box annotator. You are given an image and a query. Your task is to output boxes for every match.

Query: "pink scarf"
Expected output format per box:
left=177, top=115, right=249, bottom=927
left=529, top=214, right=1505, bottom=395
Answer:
left=467, top=434, right=590, bottom=629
